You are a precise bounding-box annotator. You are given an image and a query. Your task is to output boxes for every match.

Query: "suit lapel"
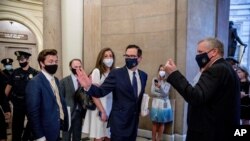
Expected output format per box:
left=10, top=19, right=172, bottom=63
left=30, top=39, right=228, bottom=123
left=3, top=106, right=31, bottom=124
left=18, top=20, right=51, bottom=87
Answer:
left=40, top=73, right=57, bottom=102
left=138, top=70, right=146, bottom=98
left=66, top=76, right=76, bottom=94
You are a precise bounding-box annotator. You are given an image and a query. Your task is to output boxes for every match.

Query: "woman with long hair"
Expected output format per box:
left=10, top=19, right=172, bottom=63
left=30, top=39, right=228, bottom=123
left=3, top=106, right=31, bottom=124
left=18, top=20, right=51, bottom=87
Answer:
left=150, top=64, right=173, bottom=141
left=82, top=48, right=115, bottom=141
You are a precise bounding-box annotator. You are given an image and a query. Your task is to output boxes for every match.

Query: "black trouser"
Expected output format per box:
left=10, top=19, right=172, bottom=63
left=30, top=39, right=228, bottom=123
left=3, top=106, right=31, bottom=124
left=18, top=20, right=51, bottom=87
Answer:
left=22, top=121, right=33, bottom=141
left=0, top=111, right=7, bottom=140
left=12, top=106, right=25, bottom=141
left=62, top=110, right=83, bottom=141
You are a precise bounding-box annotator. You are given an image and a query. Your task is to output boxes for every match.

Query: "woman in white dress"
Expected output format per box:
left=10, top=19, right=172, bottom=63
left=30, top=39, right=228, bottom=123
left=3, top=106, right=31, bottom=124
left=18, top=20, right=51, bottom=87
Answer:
left=150, top=64, right=173, bottom=141
left=82, top=48, right=115, bottom=141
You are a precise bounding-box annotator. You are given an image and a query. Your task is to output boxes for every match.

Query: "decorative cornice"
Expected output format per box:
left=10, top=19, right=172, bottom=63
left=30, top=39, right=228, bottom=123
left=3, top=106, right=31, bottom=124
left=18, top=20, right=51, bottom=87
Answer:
left=10, top=0, right=42, bottom=5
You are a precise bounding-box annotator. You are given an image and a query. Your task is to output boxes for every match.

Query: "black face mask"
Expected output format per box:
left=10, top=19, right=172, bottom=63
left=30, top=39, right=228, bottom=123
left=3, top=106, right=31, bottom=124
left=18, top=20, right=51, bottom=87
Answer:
left=44, top=64, right=58, bottom=75
left=71, top=68, right=77, bottom=75
left=19, top=62, right=28, bottom=68
left=125, top=58, right=138, bottom=69
left=195, top=52, right=210, bottom=69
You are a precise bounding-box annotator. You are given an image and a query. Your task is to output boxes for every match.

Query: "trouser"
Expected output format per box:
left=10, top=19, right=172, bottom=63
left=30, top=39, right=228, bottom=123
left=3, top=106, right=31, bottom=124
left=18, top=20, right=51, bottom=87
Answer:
left=22, top=121, right=33, bottom=141
left=12, top=106, right=25, bottom=141
left=62, top=110, right=82, bottom=141
left=0, top=111, right=7, bottom=140
left=110, top=133, right=137, bottom=141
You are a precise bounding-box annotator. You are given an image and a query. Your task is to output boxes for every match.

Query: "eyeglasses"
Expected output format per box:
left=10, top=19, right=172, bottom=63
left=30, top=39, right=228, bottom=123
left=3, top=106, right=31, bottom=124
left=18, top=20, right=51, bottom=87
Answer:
left=123, top=54, right=138, bottom=59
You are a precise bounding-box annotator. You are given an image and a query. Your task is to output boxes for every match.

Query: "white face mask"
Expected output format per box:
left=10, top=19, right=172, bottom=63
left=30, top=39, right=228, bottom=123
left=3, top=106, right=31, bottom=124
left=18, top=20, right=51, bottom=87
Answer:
left=103, top=58, right=113, bottom=67
left=5, top=65, right=12, bottom=70
left=159, top=70, right=166, bottom=77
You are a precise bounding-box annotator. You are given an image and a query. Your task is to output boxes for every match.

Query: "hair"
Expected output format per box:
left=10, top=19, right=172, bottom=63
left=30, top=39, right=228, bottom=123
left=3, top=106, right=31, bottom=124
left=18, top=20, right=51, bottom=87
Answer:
left=69, top=58, right=82, bottom=67
left=157, top=64, right=164, bottom=72
left=237, top=66, right=250, bottom=82
left=125, top=44, right=142, bottom=57
left=37, top=49, right=57, bottom=68
left=95, top=47, right=115, bottom=75
left=157, top=64, right=167, bottom=81
left=198, top=37, right=224, bottom=56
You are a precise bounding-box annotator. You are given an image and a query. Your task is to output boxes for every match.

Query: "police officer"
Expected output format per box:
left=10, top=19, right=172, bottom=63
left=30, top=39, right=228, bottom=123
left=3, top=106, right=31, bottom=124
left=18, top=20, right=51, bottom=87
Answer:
left=0, top=69, right=11, bottom=141
left=1, top=58, right=14, bottom=78
left=5, top=51, right=39, bottom=141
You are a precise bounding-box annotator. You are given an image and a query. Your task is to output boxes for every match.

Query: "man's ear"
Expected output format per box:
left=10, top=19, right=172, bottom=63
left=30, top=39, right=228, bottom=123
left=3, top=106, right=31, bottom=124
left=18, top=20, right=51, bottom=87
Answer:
left=39, top=61, right=44, bottom=68
left=138, top=56, right=142, bottom=63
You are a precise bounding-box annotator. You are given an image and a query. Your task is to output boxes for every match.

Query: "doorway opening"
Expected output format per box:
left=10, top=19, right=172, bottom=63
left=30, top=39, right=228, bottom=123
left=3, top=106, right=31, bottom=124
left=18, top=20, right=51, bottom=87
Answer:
left=0, top=20, right=38, bottom=69
left=229, top=0, right=250, bottom=72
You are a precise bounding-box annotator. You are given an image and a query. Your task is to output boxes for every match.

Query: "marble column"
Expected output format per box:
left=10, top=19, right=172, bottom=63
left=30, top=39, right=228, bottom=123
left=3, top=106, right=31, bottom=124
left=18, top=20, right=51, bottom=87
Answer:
left=83, top=0, right=101, bottom=73
left=61, top=0, right=83, bottom=77
left=43, top=0, right=63, bottom=78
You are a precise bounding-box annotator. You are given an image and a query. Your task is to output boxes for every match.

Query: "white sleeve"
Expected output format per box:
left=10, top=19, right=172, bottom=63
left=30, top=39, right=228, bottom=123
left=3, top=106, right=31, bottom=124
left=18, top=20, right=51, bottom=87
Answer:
left=159, top=82, right=171, bottom=95
left=91, top=68, right=101, bottom=85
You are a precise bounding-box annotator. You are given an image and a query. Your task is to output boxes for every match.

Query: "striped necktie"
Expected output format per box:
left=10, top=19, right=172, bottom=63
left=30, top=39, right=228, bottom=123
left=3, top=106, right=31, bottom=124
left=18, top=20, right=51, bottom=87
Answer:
left=50, top=78, right=64, bottom=120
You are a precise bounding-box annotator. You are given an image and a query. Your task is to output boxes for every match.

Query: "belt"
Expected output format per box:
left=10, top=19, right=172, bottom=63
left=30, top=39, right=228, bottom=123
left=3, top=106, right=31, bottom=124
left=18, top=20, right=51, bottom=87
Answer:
left=12, top=94, right=24, bottom=99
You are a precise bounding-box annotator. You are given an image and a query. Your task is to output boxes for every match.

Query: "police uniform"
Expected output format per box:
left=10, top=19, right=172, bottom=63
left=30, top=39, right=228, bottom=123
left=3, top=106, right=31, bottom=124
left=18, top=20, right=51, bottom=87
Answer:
left=8, top=51, right=39, bottom=141
left=0, top=70, right=11, bottom=140
left=1, top=58, right=14, bottom=80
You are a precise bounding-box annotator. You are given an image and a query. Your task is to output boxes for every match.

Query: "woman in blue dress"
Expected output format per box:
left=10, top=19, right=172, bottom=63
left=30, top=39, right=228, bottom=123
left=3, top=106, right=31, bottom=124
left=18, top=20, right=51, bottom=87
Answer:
left=150, top=64, right=173, bottom=141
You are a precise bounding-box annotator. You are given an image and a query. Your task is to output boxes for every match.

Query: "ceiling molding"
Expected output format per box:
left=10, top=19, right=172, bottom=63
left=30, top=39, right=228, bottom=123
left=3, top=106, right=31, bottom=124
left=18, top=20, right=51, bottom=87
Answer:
left=9, top=0, right=42, bottom=5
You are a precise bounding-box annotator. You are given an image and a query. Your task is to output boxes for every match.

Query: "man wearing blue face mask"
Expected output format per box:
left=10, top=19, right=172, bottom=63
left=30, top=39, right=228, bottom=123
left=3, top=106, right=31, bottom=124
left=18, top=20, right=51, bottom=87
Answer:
left=5, top=51, right=39, bottom=141
left=164, top=38, right=240, bottom=141
left=1, top=58, right=14, bottom=78
left=76, top=45, right=148, bottom=141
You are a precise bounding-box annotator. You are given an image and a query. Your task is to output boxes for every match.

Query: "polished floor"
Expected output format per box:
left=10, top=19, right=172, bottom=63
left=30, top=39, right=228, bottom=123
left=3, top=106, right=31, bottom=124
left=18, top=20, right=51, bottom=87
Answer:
left=6, top=129, right=152, bottom=141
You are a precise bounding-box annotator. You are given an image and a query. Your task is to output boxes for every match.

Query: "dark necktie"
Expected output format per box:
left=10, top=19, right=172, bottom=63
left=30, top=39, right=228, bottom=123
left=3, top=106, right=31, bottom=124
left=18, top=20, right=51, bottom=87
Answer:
left=132, top=72, right=138, bottom=97
left=77, top=79, right=80, bottom=89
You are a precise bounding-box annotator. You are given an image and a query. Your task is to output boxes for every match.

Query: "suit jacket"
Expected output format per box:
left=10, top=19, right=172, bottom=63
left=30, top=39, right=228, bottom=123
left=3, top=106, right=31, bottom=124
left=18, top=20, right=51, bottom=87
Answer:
left=60, top=75, right=76, bottom=113
left=25, top=72, right=69, bottom=141
left=60, top=75, right=85, bottom=118
left=87, top=66, right=147, bottom=139
left=167, top=58, right=240, bottom=141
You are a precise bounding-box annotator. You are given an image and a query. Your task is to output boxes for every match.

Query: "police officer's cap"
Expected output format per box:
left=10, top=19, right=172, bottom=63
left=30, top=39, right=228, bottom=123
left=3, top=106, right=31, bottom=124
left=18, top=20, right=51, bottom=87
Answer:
left=225, top=56, right=239, bottom=64
left=14, top=51, right=31, bottom=60
left=1, top=58, right=13, bottom=66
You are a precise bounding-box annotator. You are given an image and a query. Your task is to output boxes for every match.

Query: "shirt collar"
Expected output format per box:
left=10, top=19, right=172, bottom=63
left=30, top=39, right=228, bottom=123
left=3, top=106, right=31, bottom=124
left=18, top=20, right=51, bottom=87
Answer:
left=71, top=73, right=77, bottom=81
left=127, top=68, right=139, bottom=76
left=42, top=69, right=54, bottom=81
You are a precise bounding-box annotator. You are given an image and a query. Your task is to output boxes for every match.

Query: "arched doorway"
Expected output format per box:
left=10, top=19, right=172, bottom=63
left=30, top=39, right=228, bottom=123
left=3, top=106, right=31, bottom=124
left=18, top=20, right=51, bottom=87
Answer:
left=0, top=20, right=39, bottom=69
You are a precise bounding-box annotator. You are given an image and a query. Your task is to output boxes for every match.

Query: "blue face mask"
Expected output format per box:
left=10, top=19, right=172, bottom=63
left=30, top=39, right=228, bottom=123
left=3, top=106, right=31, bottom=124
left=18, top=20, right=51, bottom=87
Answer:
left=195, top=49, right=214, bottom=69
left=195, top=52, right=210, bottom=69
left=5, top=65, right=12, bottom=70
left=125, top=58, right=138, bottom=69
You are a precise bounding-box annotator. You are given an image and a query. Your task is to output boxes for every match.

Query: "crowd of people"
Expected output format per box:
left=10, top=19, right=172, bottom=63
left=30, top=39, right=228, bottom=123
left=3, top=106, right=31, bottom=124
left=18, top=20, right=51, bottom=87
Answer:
left=0, top=37, right=249, bottom=141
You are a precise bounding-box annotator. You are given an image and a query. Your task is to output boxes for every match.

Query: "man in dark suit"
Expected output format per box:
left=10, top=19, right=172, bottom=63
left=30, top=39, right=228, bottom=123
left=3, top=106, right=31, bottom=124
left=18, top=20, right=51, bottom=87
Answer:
left=77, top=45, right=147, bottom=141
left=60, top=59, right=86, bottom=141
left=25, top=49, right=68, bottom=141
left=165, top=38, right=240, bottom=141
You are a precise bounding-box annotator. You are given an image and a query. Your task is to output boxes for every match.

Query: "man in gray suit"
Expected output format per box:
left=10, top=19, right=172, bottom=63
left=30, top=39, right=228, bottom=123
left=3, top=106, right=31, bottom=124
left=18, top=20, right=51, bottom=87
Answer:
left=60, top=59, right=86, bottom=141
